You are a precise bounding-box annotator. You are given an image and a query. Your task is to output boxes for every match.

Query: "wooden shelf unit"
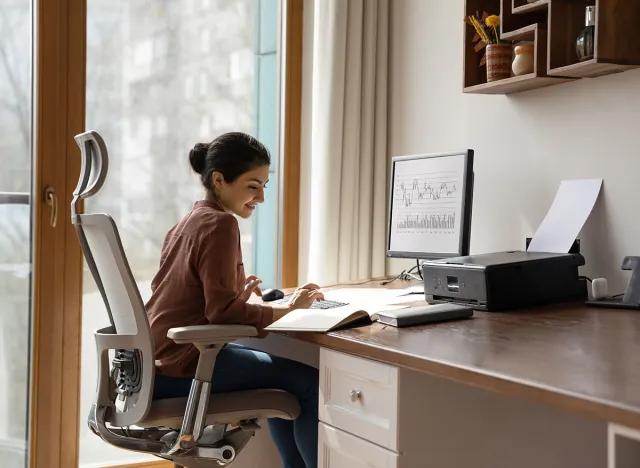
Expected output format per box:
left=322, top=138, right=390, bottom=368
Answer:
left=463, top=0, right=640, bottom=94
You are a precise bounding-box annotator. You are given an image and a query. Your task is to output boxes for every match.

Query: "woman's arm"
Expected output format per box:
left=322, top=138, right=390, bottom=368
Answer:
left=197, top=215, right=276, bottom=330
left=196, top=214, right=324, bottom=327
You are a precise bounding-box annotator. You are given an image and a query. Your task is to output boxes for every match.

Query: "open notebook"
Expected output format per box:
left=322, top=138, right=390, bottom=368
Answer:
left=264, top=303, right=409, bottom=332
left=263, top=287, right=420, bottom=333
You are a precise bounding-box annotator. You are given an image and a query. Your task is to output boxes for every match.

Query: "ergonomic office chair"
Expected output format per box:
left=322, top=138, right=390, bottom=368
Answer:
left=71, top=130, right=300, bottom=467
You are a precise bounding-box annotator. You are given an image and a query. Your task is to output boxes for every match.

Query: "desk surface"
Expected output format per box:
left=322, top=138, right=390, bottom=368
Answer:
left=278, top=280, right=640, bottom=430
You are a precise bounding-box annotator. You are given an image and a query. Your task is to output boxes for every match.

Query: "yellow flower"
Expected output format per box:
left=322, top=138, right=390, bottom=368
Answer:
left=485, top=15, right=500, bottom=27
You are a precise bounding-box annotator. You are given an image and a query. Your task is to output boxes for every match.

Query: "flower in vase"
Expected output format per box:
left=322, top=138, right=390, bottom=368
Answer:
left=485, top=15, right=500, bottom=28
left=464, top=11, right=510, bottom=66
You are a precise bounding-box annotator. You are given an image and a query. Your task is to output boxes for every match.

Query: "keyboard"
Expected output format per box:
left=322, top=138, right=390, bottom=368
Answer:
left=270, top=297, right=348, bottom=309
left=309, top=299, right=349, bottom=309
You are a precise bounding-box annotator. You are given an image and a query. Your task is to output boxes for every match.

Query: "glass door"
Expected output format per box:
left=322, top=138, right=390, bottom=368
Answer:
left=0, top=0, right=33, bottom=466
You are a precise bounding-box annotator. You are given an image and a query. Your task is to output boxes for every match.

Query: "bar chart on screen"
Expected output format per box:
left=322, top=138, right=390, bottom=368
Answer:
left=397, top=212, right=456, bottom=230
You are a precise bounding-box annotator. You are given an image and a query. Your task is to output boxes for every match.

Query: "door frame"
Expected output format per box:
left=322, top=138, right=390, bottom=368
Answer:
left=29, top=0, right=85, bottom=467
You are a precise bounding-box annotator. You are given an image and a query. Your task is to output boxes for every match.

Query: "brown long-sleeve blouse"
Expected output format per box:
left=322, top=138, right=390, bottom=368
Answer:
left=145, top=200, right=273, bottom=378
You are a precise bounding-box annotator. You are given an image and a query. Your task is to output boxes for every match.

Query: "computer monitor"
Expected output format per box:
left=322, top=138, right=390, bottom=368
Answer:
left=386, top=150, right=474, bottom=259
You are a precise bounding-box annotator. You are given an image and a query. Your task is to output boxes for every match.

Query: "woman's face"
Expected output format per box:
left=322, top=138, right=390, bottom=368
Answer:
left=213, top=164, right=270, bottom=218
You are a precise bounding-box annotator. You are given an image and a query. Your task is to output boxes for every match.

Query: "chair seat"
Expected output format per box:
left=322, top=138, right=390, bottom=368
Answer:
left=140, top=389, right=301, bottom=428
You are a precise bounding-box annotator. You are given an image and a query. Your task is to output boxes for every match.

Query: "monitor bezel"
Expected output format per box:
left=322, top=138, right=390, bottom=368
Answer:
left=386, top=149, right=474, bottom=260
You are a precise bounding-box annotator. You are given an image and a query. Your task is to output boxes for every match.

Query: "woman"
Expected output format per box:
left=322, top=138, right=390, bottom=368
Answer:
left=145, top=132, right=323, bottom=468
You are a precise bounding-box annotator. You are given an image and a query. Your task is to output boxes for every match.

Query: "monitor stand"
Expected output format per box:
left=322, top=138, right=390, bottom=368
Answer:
left=585, top=256, right=640, bottom=310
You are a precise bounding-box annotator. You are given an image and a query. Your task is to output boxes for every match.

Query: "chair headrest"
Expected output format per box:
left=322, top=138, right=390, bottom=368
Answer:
left=72, top=130, right=109, bottom=219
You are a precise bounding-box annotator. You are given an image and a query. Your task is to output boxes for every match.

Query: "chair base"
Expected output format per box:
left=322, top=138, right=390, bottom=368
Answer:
left=89, top=404, right=257, bottom=467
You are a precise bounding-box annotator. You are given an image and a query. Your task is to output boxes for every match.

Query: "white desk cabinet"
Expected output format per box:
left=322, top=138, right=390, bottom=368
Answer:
left=318, top=348, right=429, bottom=467
left=318, top=347, right=607, bottom=468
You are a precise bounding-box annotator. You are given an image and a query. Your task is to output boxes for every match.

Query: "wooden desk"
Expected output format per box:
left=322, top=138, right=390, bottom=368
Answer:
left=289, top=291, right=640, bottom=430
left=264, top=279, right=640, bottom=467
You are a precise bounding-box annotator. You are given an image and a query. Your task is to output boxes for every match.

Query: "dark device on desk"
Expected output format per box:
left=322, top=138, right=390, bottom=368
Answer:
left=262, top=288, right=285, bottom=302
left=376, top=303, right=474, bottom=327
left=421, top=251, right=588, bottom=311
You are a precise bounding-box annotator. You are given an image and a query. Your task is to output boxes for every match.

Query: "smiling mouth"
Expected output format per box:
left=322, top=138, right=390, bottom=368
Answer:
left=246, top=203, right=256, bottom=210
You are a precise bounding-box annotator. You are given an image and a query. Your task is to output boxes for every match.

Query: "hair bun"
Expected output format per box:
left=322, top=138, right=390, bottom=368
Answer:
left=189, top=142, right=209, bottom=175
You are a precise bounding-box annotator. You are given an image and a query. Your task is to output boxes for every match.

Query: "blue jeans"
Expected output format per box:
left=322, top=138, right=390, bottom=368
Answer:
left=153, top=343, right=319, bottom=468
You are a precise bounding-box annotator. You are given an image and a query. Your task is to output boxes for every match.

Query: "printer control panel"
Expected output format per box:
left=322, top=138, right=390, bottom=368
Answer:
left=423, top=266, right=487, bottom=304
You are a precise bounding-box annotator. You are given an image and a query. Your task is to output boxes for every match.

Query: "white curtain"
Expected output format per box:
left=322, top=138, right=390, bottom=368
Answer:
left=303, top=0, right=389, bottom=285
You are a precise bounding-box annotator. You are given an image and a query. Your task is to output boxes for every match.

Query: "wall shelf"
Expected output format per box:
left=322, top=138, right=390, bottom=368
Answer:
left=463, top=73, right=570, bottom=94
left=513, top=0, right=549, bottom=15
left=501, top=23, right=537, bottom=42
left=547, top=59, right=639, bottom=78
left=463, top=0, right=640, bottom=94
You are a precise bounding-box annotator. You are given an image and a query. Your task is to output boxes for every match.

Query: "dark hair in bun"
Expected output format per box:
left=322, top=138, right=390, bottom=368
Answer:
left=188, top=143, right=210, bottom=175
left=189, top=132, right=271, bottom=190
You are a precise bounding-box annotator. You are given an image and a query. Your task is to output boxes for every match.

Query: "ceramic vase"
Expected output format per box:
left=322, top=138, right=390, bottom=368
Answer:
left=512, top=43, right=534, bottom=76
left=486, top=43, right=513, bottom=82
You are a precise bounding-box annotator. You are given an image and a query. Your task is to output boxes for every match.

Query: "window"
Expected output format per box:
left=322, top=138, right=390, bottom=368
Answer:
left=199, top=71, right=208, bottom=94
left=201, top=27, right=210, bottom=53
left=155, top=114, right=168, bottom=136
left=184, top=74, right=193, bottom=98
left=0, top=1, right=32, bottom=467
left=80, top=0, right=281, bottom=465
left=133, top=38, right=153, bottom=65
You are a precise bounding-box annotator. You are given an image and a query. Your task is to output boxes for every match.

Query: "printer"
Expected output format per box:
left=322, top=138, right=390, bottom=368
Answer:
left=421, top=251, right=587, bottom=311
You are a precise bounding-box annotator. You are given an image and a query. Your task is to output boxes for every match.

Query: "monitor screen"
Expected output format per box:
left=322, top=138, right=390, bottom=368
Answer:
left=386, top=150, right=474, bottom=259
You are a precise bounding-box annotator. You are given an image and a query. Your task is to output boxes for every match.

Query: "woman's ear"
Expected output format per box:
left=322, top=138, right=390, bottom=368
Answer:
left=211, top=171, right=225, bottom=190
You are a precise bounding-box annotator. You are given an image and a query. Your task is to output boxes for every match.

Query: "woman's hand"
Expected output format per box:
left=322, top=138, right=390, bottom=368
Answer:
left=239, top=275, right=262, bottom=302
left=288, top=283, right=324, bottom=310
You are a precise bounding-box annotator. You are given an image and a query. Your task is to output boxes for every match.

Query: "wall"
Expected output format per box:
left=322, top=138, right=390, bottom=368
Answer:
left=388, top=0, right=640, bottom=294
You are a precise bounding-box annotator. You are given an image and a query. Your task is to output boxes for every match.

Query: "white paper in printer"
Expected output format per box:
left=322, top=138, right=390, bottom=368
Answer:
left=527, top=178, right=603, bottom=254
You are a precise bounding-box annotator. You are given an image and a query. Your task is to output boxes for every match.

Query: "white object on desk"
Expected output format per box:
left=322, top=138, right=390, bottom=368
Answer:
left=527, top=178, right=602, bottom=254
left=592, top=277, right=609, bottom=299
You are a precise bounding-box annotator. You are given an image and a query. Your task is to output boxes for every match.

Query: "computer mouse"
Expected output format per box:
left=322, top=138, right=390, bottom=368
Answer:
left=262, top=288, right=285, bottom=302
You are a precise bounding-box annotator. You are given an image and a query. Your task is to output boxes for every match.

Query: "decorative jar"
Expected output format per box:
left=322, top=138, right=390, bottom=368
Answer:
left=512, top=42, right=534, bottom=76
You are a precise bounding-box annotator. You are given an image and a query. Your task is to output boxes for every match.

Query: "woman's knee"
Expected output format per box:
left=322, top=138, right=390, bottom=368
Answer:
left=295, top=362, right=319, bottom=401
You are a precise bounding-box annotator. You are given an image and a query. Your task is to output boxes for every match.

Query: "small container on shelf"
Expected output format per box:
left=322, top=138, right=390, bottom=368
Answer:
left=486, top=43, right=514, bottom=81
left=576, top=5, right=595, bottom=62
left=512, top=41, right=534, bottom=76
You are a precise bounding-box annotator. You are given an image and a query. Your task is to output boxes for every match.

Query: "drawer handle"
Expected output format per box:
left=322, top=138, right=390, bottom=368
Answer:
left=349, top=389, right=362, bottom=402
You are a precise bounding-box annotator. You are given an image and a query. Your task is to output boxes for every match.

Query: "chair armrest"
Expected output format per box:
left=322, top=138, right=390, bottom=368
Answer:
left=167, top=325, right=258, bottom=345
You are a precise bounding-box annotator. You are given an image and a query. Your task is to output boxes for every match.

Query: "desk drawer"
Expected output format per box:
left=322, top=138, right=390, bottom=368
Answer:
left=319, top=422, right=398, bottom=468
left=319, top=348, right=399, bottom=451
